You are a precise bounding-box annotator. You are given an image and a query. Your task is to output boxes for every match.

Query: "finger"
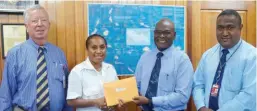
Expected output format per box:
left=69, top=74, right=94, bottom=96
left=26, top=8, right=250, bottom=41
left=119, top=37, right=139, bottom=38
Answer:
left=118, top=99, right=123, bottom=107
left=133, top=100, right=139, bottom=104
left=133, top=96, right=139, bottom=100
left=118, top=102, right=122, bottom=108
left=119, top=99, right=125, bottom=104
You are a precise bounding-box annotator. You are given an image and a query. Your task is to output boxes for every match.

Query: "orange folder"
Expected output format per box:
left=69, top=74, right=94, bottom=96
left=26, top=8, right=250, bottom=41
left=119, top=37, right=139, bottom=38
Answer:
left=103, top=77, right=139, bottom=106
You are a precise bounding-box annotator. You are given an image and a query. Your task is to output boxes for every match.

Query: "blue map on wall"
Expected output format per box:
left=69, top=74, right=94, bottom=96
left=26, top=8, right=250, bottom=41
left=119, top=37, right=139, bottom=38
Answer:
left=88, top=4, right=185, bottom=75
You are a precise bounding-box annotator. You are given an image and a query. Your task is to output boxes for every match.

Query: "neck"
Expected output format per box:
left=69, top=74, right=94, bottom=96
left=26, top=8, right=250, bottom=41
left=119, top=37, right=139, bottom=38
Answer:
left=92, top=62, right=102, bottom=71
left=31, top=38, right=46, bottom=46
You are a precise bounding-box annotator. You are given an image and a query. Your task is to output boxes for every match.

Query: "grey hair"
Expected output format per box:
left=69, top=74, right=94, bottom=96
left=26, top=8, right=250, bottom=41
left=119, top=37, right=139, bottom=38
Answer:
left=23, top=5, right=47, bottom=24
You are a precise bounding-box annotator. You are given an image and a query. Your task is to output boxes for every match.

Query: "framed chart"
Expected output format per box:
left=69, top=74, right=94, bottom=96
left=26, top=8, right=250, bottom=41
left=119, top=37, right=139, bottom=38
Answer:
left=1, top=24, right=27, bottom=58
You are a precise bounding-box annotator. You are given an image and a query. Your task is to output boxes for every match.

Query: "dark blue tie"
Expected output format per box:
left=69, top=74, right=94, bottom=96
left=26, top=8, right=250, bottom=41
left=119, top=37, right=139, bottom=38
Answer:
left=143, top=52, right=164, bottom=111
left=209, top=49, right=229, bottom=111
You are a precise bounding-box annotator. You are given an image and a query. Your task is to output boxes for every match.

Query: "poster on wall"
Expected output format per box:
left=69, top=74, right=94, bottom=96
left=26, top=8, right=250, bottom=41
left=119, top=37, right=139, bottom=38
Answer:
left=0, top=1, right=37, bottom=13
left=1, top=24, right=27, bottom=59
left=88, top=3, right=186, bottom=75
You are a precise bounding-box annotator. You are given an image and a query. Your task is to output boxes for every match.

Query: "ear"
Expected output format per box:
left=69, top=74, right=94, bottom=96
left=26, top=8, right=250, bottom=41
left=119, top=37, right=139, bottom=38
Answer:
left=239, top=24, right=243, bottom=30
left=24, top=23, right=29, bottom=33
left=173, top=32, right=176, bottom=40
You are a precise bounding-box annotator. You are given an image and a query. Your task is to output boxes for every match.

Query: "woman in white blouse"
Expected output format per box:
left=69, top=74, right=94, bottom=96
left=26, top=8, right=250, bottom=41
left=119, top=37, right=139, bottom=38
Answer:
left=67, top=34, right=124, bottom=111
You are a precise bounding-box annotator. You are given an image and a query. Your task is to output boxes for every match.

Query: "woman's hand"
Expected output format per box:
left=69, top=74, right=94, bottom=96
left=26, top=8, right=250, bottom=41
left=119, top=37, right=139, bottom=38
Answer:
left=117, top=99, right=128, bottom=111
left=94, top=97, right=107, bottom=109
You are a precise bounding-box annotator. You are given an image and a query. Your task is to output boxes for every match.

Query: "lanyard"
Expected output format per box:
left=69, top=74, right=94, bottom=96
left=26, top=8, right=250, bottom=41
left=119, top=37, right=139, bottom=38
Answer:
left=215, top=40, right=242, bottom=84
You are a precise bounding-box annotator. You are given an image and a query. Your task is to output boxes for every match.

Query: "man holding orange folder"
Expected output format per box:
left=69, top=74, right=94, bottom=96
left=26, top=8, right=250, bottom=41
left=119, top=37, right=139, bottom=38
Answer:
left=133, top=18, right=194, bottom=111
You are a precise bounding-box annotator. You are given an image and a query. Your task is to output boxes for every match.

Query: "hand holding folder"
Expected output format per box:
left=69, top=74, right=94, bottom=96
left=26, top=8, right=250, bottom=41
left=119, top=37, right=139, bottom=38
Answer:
left=103, top=77, right=139, bottom=106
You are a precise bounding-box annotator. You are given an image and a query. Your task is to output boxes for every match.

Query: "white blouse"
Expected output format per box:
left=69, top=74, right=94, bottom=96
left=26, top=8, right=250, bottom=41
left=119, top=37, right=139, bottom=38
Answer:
left=67, top=58, right=118, bottom=111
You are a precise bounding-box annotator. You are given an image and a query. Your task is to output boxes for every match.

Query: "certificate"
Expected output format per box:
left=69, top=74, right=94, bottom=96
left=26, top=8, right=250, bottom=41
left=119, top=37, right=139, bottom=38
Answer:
left=1, top=24, right=27, bottom=58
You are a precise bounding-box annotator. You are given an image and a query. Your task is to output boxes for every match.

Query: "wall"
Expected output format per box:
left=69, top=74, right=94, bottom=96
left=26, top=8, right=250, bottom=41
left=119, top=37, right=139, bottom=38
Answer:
left=0, top=1, right=255, bottom=111
left=0, top=14, right=24, bottom=82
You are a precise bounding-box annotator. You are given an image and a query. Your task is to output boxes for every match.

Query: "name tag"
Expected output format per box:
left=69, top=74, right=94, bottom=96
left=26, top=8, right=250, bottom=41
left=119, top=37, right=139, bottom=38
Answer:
left=211, top=84, right=219, bottom=97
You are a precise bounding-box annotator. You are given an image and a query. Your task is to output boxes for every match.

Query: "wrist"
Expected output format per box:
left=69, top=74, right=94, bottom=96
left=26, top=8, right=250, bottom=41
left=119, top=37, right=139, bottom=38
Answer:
left=148, top=98, right=153, bottom=109
left=199, top=106, right=206, bottom=111
left=92, top=99, right=98, bottom=107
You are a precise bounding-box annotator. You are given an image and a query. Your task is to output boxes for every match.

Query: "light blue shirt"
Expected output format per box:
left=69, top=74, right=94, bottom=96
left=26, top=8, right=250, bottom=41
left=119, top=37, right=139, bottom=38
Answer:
left=135, top=46, right=194, bottom=111
left=0, top=38, right=72, bottom=111
left=193, top=39, right=256, bottom=111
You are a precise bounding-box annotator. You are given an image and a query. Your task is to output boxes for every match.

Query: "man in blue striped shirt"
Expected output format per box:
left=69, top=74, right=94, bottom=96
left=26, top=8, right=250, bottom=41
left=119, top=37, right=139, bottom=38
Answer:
left=193, top=9, right=256, bottom=111
left=0, top=5, right=71, bottom=111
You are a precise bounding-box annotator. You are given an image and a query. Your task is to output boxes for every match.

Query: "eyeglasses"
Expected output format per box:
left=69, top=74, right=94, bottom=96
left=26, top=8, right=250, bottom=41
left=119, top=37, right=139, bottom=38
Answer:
left=30, top=18, right=49, bottom=25
left=154, top=30, right=174, bottom=36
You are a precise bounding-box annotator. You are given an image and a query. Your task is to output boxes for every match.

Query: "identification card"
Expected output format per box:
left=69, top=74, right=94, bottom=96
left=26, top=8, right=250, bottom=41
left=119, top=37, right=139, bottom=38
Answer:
left=63, top=75, right=66, bottom=88
left=211, top=84, right=219, bottom=97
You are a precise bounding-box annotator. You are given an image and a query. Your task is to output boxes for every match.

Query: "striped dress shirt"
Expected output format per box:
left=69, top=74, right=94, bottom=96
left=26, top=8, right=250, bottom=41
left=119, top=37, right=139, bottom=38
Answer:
left=0, top=38, right=72, bottom=111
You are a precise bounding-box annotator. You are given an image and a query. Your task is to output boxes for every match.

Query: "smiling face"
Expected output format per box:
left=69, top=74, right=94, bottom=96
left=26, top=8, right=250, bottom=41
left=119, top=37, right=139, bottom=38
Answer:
left=154, top=19, right=176, bottom=51
left=216, top=15, right=242, bottom=49
left=25, top=9, right=50, bottom=45
left=87, top=36, right=107, bottom=66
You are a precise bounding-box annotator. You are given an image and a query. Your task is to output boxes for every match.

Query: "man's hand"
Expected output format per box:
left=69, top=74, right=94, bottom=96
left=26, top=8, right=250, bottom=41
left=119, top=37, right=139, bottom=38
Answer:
left=132, top=96, right=149, bottom=105
left=199, top=106, right=213, bottom=111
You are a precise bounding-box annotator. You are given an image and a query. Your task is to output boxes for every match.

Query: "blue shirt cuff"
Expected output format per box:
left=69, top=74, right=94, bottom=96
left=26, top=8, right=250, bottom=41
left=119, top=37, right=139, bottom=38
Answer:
left=152, top=96, right=164, bottom=107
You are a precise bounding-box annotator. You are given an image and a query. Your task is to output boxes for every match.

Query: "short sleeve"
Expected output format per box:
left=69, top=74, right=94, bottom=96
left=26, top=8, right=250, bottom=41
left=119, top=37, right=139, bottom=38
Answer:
left=66, top=69, right=82, bottom=99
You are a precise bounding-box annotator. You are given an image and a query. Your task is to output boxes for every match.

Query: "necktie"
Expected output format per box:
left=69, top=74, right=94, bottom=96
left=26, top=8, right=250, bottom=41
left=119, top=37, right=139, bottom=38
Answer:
left=209, top=49, right=229, bottom=110
left=143, top=52, right=164, bottom=111
left=36, top=46, right=50, bottom=111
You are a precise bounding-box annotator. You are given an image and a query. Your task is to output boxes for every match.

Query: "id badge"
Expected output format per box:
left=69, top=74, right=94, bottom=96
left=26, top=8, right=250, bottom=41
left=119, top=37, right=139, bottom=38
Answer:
left=63, top=75, right=66, bottom=88
left=211, top=84, right=219, bottom=97
left=62, top=64, right=68, bottom=89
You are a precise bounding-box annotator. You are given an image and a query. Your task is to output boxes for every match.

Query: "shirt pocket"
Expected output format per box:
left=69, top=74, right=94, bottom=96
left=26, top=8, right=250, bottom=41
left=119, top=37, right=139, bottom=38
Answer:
left=224, top=68, right=242, bottom=92
left=52, top=61, right=65, bottom=82
left=159, top=72, right=175, bottom=95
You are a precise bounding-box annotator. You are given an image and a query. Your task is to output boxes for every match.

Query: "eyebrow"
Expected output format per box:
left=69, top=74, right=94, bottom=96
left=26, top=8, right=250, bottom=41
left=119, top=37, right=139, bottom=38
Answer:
left=155, top=30, right=172, bottom=31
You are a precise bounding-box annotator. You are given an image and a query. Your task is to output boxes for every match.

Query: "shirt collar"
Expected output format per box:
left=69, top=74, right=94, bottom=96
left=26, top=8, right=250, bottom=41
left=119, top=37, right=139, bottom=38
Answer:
left=83, top=57, right=109, bottom=71
left=220, top=38, right=242, bottom=55
left=153, top=45, right=174, bottom=58
left=27, top=38, right=49, bottom=53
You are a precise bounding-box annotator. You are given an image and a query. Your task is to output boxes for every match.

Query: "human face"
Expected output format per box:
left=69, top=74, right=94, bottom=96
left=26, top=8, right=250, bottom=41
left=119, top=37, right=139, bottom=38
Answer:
left=216, top=15, right=242, bottom=49
left=87, top=36, right=107, bottom=66
left=25, top=9, right=50, bottom=45
left=154, top=20, right=176, bottom=51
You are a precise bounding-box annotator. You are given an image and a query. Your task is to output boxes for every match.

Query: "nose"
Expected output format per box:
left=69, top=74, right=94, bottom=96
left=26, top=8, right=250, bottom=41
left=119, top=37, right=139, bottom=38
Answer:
left=37, top=19, right=43, bottom=26
left=223, top=29, right=229, bottom=37
left=160, top=33, right=165, bottom=38
left=96, top=48, right=101, bottom=53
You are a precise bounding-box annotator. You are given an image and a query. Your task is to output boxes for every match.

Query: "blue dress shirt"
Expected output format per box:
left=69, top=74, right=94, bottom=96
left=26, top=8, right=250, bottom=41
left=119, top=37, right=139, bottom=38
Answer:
left=193, top=39, right=256, bottom=111
left=135, top=46, right=194, bottom=111
left=0, top=38, right=72, bottom=111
